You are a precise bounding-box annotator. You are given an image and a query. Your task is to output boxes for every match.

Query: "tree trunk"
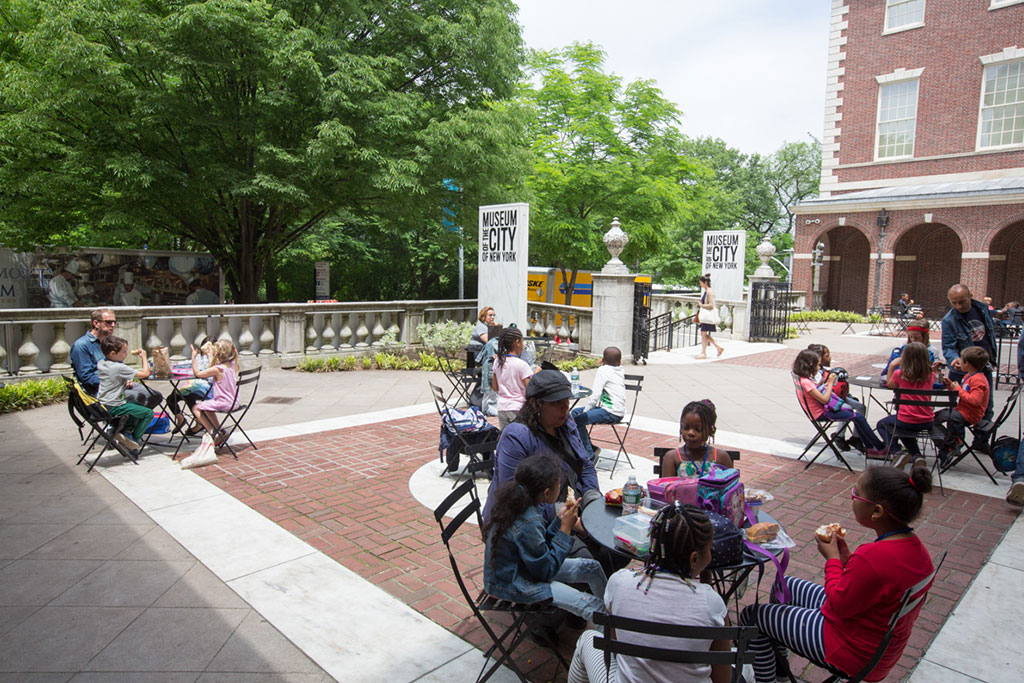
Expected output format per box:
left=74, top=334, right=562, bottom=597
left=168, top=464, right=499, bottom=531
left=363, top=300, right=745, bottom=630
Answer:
left=558, top=265, right=579, bottom=306
left=264, top=256, right=279, bottom=303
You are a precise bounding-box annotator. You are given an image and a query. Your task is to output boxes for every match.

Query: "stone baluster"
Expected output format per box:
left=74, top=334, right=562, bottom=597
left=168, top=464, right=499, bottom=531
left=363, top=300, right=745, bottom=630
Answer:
left=49, top=321, right=73, bottom=372
left=354, top=313, right=370, bottom=348
left=194, top=318, right=209, bottom=348
left=556, top=315, right=570, bottom=341
left=320, top=314, right=337, bottom=353
left=144, top=319, right=163, bottom=352
left=305, top=314, right=320, bottom=354
left=258, top=316, right=276, bottom=356
left=169, top=318, right=188, bottom=360
left=370, top=313, right=386, bottom=347
left=238, top=317, right=255, bottom=357
left=0, top=328, right=7, bottom=375
left=567, top=315, right=577, bottom=342
left=338, top=314, right=354, bottom=349
left=544, top=312, right=557, bottom=338
left=217, top=317, right=232, bottom=343
left=531, top=311, right=544, bottom=337
left=387, top=314, right=401, bottom=343
left=17, top=324, right=41, bottom=374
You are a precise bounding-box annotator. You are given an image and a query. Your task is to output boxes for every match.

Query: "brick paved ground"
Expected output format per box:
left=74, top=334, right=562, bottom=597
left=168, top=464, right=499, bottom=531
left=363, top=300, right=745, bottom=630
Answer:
left=719, top=349, right=885, bottom=377
left=194, top=415, right=1018, bottom=682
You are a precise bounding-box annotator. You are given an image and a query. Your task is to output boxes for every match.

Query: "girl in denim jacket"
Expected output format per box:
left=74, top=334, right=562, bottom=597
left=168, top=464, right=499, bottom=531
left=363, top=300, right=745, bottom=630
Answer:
left=483, top=455, right=606, bottom=625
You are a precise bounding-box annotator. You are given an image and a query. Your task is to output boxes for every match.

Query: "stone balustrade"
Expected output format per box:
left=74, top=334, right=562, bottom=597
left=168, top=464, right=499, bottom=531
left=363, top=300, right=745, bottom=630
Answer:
left=649, top=292, right=748, bottom=338
left=0, top=299, right=478, bottom=376
left=526, top=302, right=593, bottom=353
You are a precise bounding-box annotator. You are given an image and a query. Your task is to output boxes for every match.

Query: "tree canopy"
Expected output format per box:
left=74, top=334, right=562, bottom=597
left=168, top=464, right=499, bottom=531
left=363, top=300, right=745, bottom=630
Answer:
left=517, top=42, right=701, bottom=302
left=0, top=0, right=528, bottom=302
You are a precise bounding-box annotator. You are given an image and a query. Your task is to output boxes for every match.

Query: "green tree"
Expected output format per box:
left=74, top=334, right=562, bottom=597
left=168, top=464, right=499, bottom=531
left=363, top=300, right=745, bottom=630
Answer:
left=0, top=0, right=527, bottom=302
left=519, top=43, right=698, bottom=303
left=765, top=139, right=821, bottom=235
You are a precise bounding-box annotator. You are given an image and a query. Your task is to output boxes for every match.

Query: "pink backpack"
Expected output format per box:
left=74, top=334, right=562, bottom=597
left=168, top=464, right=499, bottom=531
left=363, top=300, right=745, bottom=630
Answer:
left=647, top=477, right=699, bottom=506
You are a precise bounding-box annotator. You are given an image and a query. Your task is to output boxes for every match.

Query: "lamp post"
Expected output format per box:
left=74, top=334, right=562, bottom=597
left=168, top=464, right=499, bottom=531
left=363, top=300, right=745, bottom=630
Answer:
left=872, top=208, right=889, bottom=311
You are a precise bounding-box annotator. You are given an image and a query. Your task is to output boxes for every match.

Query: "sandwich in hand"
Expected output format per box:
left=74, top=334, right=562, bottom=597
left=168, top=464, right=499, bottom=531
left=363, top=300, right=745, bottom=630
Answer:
left=815, top=522, right=847, bottom=543
left=746, top=522, right=779, bottom=544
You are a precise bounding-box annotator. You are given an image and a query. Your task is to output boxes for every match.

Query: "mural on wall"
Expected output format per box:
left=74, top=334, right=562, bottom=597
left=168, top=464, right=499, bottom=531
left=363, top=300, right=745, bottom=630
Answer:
left=0, top=248, right=222, bottom=309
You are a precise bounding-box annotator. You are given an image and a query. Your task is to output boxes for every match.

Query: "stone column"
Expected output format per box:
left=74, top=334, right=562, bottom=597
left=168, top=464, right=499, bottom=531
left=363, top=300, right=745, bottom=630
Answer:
left=277, top=310, right=307, bottom=367
left=590, top=218, right=638, bottom=362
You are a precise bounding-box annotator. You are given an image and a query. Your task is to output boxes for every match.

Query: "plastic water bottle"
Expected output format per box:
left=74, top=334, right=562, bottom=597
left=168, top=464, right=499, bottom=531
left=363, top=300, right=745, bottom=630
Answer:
left=570, top=367, right=580, bottom=395
left=622, top=475, right=642, bottom=516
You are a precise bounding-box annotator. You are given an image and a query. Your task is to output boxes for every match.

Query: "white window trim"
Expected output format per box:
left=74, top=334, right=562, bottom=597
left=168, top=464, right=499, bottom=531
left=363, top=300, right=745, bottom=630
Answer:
left=990, top=0, right=1024, bottom=9
left=882, top=0, right=926, bottom=35
left=874, top=72, right=922, bottom=162
left=979, top=46, right=1024, bottom=65
left=975, top=56, right=1024, bottom=152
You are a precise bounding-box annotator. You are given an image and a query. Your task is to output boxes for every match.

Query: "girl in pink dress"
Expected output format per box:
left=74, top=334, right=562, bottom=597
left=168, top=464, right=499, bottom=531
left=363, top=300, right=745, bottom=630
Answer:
left=192, top=339, right=239, bottom=446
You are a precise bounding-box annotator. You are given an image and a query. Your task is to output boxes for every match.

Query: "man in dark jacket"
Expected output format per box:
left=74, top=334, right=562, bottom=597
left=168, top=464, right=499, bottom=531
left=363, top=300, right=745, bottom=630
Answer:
left=942, top=284, right=996, bottom=420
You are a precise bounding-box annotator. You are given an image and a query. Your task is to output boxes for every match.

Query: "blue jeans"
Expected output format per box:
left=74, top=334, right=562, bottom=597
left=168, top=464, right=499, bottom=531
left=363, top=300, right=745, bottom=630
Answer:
left=824, top=408, right=884, bottom=450
left=571, top=406, right=622, bottom=460
left=549, top=557, right=606, bottom=622
left=876, top=415, right=933, bottom=455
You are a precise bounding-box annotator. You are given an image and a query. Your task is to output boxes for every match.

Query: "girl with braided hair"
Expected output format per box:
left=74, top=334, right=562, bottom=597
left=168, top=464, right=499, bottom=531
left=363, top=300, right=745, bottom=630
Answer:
left=492, top=326, right=534, bottom=429
left=740, top=465, right=934, bottom=682
left=661, top=399, right=735, bottom=479
left=482, top=455, right=606, bottom=629
left=568, top=502, right=732, bottom=683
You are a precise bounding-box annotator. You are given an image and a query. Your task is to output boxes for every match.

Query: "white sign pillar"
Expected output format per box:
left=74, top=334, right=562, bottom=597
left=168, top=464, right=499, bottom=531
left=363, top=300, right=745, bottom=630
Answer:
left=478, top=203, right=529, bottom=328
left=701, top=230, right=747, bottom=302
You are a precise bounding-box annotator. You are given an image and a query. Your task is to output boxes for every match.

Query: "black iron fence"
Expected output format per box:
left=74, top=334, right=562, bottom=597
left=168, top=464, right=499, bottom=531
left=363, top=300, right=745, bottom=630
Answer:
left=995, top=323, right=1021, bottom=389
left=749, top=281, right=791, bottom=343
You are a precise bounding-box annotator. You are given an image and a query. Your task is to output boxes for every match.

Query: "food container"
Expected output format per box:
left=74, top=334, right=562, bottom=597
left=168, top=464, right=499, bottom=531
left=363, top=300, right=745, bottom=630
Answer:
left=613, top=513, right=653, bottom=557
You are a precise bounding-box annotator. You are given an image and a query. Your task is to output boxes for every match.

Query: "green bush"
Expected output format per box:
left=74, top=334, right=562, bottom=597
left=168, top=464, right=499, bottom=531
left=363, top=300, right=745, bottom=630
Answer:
left=790, top=310, right=865, bottom=324
left=342, top=355, right=357, bottom=370
left=553, top=356, right=602, bottom=372
left=361, top=356, right=374, bottom=369
left=417, top=320, right=473, bottom=354
left=295, top=350, right=464, bottom=373
left=0, top=377, right=69, bottom=414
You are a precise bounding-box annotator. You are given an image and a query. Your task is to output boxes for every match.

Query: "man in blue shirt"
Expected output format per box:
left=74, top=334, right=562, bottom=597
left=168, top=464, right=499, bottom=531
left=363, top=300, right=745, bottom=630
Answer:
left=70, top=308, right=165, bottom=410
left=941, top=284, right=997, bottom=420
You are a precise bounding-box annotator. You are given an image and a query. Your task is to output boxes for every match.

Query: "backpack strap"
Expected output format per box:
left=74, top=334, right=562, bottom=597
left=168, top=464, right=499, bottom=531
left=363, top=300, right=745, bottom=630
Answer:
left=744, top=540, right=791, bottom=604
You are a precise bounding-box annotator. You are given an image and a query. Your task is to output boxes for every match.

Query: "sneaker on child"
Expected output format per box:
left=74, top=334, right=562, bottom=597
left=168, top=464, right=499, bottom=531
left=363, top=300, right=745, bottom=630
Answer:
left=1006, top=482, right=1024, bottom=507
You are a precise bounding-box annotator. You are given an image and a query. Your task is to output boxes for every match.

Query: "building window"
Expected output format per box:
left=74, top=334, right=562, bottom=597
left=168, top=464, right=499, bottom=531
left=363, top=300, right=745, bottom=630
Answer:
left=989, top=0, right=1024, bottom=9
left=979, top=60, right=1024, bottom=149
left=876, top=79, right=919, bottom=159
left=884, top=0, right=925, bottom=33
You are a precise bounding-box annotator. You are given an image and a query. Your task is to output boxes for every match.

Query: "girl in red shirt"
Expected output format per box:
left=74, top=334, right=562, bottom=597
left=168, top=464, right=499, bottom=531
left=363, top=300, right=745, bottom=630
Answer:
left=740, top=465, right=935, bottom=682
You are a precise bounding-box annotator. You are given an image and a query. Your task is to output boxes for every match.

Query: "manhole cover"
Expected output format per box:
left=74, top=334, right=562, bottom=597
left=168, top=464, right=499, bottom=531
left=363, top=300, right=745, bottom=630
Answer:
left=260, top=396, right=301, bottom=404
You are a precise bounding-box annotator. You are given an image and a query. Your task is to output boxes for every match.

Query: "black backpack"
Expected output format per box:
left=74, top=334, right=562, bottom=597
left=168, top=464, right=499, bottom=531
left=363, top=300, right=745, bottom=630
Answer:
left=707, top=510, right=745, bottom=568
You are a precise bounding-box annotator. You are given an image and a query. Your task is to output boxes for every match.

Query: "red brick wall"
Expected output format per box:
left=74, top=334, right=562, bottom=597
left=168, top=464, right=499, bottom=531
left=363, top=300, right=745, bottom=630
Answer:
left=793, top=204, right=1024, bottom=313
left=833, top=0, right=1024, bottom=184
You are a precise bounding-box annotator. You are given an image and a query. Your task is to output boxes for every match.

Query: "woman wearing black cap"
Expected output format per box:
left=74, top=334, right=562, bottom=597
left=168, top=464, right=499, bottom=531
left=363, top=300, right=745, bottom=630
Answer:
left=482, top=369, right=602, bottom=524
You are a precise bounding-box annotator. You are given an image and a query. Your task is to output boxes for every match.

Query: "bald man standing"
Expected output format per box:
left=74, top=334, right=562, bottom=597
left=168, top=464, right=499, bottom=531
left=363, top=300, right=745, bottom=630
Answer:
left=941, top=284, right=996, bottom=421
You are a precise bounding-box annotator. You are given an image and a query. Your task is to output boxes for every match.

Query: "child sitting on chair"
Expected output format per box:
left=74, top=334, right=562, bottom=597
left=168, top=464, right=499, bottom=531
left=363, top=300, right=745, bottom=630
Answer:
left=936, top=345, right=990, bottom=463
left=571, top=346, right=626, bottom=462
left=876, top=342, right=942, bottom=465
left=661, top=399, right=734, bottom=478
left=191, top=339, right=240, bottom=448
left=569, top=503, right=730, bottom=683
left=97, top=336, right=154, bottom=456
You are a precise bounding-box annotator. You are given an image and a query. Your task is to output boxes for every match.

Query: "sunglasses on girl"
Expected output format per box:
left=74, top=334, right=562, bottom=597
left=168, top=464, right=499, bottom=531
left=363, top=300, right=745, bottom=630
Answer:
left=850, top=486, right=880, bottom=506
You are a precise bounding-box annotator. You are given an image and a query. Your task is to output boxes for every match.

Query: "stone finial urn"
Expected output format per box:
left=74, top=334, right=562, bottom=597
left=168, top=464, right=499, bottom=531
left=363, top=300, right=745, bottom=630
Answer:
left=602, top=217, right=630, bottom=274
left=753, top=237, right=776, bottom=277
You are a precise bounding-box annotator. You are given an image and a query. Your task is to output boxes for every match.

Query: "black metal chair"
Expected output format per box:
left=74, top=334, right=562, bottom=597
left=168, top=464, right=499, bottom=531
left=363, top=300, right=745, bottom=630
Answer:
left=588, top=374, right=643, bottom=476
left=429, top=382, right=498, bottom=487
left=433, top=476, right=568, bottom=683
left=793, top=552, right=946, bottom=683
left=941, top=383, right=1020, bottom=484
left=592, top=612, right=759, bottom=683
left=882, top=387, right=957, bottom=493
left=438, top=348, right=480, bottom=407
left=64, top=376, right=138, bottom=472
left=792, top=374, right=855, bottom=472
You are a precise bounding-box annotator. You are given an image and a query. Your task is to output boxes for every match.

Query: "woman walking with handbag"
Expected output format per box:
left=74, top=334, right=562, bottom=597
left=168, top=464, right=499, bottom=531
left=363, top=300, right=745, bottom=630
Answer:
left=696, top=274, right=724, bottom=359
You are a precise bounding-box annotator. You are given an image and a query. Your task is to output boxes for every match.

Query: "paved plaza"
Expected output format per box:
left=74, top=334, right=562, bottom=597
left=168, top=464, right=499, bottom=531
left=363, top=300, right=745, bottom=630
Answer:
left=1, top=322, right=1021, bottom=682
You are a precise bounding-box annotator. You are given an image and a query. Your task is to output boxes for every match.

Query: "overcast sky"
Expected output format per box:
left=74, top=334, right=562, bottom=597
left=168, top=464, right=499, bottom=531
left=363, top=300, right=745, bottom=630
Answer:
left=513, top=0, right=832, bottom=156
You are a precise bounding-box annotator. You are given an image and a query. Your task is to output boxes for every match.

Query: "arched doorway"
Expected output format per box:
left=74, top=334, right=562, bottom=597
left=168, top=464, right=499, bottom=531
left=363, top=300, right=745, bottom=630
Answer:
left=819, top=226, right=870, bottom=313
left=892, top=224, right=962, bottom=316
left=987, top=220, right=1024, bottom=307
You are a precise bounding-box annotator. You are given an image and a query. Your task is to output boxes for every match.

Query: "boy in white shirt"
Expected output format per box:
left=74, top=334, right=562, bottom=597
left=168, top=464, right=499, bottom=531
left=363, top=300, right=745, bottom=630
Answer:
left=571, top=346, right=626, bottom=462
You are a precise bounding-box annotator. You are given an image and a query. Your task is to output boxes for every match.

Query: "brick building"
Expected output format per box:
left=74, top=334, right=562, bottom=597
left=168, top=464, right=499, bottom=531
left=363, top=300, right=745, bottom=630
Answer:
left=792, top=0, right=1024, bottom=316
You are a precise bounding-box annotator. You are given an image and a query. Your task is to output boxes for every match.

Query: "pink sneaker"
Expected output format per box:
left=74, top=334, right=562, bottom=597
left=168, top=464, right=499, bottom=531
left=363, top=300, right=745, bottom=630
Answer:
left=865, top=448, right=889, bottom=459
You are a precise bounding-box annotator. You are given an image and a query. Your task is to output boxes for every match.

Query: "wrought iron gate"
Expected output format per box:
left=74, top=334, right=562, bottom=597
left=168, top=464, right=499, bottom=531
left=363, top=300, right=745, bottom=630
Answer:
left=749, top=281, right=791, bottom=342
left=631, top=280, right=652, bottom=363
